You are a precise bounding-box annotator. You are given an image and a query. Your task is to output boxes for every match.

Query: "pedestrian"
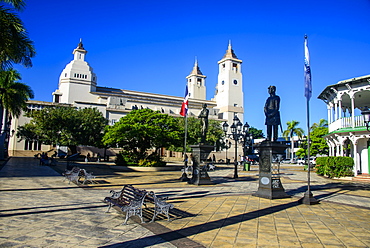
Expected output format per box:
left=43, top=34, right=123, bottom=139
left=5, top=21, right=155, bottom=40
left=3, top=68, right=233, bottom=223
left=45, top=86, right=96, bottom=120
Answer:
left=184, top=154, right=188, bottom=167
left=240, top=155, right=244, bottom=166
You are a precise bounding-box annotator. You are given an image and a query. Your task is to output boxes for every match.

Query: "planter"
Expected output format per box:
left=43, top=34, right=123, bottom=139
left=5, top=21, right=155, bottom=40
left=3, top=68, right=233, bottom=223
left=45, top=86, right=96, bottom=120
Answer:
left=111, top=165, right=181, bottom=172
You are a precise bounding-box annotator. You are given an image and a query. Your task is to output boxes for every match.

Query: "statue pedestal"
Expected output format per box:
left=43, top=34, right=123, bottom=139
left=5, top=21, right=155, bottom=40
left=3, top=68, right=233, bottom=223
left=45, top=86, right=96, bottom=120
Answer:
left=253, top=141, right=290, bottom=199
left=188, top=144, right=214, bottom=185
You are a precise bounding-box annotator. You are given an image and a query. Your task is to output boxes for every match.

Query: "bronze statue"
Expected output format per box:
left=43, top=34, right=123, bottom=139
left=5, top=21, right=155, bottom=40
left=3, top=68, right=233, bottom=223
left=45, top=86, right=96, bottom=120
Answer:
left=264, top=85, right=281, bottom=142
left=198, top=103, right=209, bottom=144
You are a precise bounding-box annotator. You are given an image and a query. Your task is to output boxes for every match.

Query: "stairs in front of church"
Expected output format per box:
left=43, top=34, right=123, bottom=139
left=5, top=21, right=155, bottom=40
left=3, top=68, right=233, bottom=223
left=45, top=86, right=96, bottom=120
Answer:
left=352, top=173, right=370, bottom=183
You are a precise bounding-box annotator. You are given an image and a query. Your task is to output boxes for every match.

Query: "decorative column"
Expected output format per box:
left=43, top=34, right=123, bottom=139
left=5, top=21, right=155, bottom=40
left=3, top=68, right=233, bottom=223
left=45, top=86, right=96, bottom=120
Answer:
left=327, top=105, right=331, bottom=124
left=337, top=143, right=341, bottom=156
left=334, top=100, right=339, bottom=121
left=349, top=135, right=359, bottom=176
left=353, top=143, right=359, bottom=175
left=350, top=95, right=355, bottom=128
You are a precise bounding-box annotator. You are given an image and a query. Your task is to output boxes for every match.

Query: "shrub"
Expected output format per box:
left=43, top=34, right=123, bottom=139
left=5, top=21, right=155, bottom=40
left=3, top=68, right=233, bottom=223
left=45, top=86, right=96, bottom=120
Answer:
left=138, top=159, right=166, bottom=167
left=114, top=151, right=136, bottom=166
left=315, top=156, right=354, bottom=178
left=115, top=151, right=166, bottom=167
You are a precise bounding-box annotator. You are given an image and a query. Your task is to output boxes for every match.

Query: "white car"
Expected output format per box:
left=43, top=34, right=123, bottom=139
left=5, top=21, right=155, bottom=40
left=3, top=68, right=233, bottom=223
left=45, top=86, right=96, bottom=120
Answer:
left=297, top=159, right=304, bottom=165
left=310, top=157, right=316, bottom=165
left=297, top=158, right=316, bottom=165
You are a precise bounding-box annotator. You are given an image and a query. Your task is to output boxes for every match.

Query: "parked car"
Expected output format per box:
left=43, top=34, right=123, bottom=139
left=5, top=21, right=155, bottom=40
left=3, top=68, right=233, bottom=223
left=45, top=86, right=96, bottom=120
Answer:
left=310, top=157, right=316, bottom=165
left=281, top=159, right=294, bottom=164
left=246, top=155, right=259, bottom=164
left=297, top=158, right=305, bottom=165
left=297, top=157, right=316, bottom=165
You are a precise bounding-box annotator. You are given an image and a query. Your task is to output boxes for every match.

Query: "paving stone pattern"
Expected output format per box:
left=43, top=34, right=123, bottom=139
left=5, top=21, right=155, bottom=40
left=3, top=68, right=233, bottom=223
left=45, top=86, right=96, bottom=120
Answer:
left=0, top=157, right=370, bottom=248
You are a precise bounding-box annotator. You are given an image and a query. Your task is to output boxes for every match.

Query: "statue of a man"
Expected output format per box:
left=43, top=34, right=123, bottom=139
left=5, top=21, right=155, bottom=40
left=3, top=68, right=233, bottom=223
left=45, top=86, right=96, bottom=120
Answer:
left=198, top=103, right=209, bottom=144
left=264, top=85, right=281, bottom=142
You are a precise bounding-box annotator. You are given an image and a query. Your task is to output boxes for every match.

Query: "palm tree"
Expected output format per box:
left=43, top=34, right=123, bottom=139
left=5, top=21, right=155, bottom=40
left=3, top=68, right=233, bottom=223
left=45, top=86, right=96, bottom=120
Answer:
left=311, top=118, right=328, bottom=130
left=283, top=120, right=305, bottom=163
left=0, top=69, right=33, bottom=158
left=2, top=0, right=26, bottom=11
left=0, top=69, right=33, bottom=118
left=0, top=0, right=35, bottom=70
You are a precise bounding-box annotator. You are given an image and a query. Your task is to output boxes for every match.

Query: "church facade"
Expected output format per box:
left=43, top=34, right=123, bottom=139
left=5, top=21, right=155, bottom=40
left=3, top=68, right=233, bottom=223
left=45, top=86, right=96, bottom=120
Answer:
left=8, top=41, right=245, bottom=157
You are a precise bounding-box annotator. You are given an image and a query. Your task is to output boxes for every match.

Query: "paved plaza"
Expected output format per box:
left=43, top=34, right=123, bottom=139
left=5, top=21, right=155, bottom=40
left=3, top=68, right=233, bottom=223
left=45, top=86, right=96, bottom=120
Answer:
left=0, top=157, right=370, bottom=248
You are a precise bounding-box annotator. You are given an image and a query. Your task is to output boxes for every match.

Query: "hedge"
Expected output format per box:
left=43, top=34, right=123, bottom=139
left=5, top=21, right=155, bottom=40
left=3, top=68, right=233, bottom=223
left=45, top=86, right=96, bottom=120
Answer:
left=315, top=156, right=354, bottom=178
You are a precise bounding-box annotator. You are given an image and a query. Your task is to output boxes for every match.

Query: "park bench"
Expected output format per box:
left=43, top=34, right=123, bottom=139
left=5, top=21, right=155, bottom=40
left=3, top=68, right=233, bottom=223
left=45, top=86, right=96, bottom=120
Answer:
left=147, top=191, right=174, bottom=222
left=104, top=185, right=174, bottom=224
left=79, top=169, right=96, bottom=184
left=104, top=185, right=148, bottom=225
left=62, top=167, right=96, bottom=184
left=63, top=167, right=81, bottom=184
left=207, top=163, right=216, bottom=171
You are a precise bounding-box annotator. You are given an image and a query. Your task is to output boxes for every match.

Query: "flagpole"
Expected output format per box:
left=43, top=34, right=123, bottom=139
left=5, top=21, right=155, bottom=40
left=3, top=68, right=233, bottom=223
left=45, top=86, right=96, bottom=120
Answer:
left=300, top=35, right=318, bottom=205
left=184, top=114, right=188, bottom=155
left=180, top=85, right=190, bottom=181
left=179, top=111, right=190, bottom=181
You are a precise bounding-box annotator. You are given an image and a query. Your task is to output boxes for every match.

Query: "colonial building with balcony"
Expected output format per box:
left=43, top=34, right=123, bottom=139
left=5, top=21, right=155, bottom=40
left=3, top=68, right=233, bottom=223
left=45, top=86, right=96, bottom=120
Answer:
left=318, top=74, right=370, bottom=175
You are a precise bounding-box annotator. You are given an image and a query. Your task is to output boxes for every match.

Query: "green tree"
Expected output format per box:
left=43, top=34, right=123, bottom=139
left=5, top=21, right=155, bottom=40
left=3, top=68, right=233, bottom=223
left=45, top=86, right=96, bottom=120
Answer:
left=295, top=148, right=306, bottom=158
left=311, top=118, right=328, bottom=130
left=17, top=106, right=108, bottom=154
left=300, top=126, right=329, bottom=157
left=0, top=69, right=33, bottom=159
left=173, top=117, right=224, bottom=152
left=2, top=0, right=26, bottom=11
left=0, top=69, right=33, bottom=120
left=249, top=127, right=264, bottom=139
left=103, top=109, right=181, bottom=163
left=282, top=120, right=304, bottom=163
left=0, top=0, right=35, bottom=70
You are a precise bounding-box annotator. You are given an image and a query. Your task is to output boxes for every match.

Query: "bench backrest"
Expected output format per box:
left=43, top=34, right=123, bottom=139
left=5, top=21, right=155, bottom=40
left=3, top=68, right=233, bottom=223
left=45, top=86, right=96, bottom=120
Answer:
left=116, top=185, right=147, bottom=205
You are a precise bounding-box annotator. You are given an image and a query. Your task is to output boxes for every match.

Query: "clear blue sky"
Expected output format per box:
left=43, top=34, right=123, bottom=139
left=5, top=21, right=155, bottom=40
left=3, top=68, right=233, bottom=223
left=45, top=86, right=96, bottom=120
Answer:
left=14, top=0, right=370, bottom=133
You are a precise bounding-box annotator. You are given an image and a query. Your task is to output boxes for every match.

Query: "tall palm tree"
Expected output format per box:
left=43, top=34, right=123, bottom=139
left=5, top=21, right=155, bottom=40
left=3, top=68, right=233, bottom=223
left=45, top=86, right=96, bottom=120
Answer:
left=2, top=0, right=26, bottom=11
left=0, top=0, right=35, bottom=70
left=0, top=69, right=33, bottom=119
left=283, top=120, right=305, bottom=163
left=311, top=118, right=328, bottom=130
left=0, top=69, right=33, bottom=158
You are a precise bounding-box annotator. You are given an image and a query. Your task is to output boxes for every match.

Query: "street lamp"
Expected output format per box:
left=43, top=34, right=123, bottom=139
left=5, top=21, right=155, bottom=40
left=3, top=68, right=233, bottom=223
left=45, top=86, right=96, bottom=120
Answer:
left=223, top=115, right=250, bottom=179
left=224, top=139, right=232, bottom=164
left=361, top=107, right=370, bottom=131
left=242, top=123, right=253, bottom=170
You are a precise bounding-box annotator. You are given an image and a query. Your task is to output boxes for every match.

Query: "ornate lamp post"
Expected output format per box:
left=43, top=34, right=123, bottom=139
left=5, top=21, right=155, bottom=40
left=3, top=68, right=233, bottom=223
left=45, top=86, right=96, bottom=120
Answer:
left=242, top=123, right=253, bottom=170
left=223, top=116, right=250, bottom=179
left=361, top=107, right=370, bottom=131
left=224, top=139, right=232, bottom=164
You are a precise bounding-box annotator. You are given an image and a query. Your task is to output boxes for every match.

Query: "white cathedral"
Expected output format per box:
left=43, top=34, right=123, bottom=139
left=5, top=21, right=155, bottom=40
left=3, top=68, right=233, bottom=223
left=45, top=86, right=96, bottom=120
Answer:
left=8, top=41, right=245, bottom=157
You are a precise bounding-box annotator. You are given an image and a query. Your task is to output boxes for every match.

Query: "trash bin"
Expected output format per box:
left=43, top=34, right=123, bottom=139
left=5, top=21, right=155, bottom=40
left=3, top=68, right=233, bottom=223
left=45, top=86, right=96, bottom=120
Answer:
left=244, top=162, right=251, bottom=171
left=226, top=158, right=230, bottom=164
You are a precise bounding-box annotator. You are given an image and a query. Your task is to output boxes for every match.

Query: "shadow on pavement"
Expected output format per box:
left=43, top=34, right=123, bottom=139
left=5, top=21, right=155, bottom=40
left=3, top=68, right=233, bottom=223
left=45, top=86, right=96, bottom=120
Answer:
left=100, top=200, right=300, bottom=248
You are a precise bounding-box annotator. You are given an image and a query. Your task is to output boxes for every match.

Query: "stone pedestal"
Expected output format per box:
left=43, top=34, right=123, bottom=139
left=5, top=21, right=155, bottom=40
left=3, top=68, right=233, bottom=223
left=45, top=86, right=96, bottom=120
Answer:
left=253, top=141, right=290, bottom=199
left=188, top=144, right=214, bottom=185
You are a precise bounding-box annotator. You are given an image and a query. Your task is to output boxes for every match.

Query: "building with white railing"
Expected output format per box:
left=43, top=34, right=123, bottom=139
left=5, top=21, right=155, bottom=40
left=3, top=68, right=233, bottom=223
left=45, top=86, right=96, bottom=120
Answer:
left=318, top=74, right=370, bottom=175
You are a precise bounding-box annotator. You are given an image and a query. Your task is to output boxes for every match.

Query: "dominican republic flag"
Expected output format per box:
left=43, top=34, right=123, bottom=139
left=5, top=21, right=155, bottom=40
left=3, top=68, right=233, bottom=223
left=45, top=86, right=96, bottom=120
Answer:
left=304, top=35, right=312, bottom=100
left=180, top=85, right=189, bottom=116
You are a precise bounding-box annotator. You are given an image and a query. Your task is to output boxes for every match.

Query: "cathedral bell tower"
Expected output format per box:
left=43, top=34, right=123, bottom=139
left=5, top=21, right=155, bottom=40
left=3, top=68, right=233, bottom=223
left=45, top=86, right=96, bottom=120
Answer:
left=186, top=59, right=206, bottom=100
left=53, top=40, right=98, bottom=104
left=214, top=41, right=244, bottom=124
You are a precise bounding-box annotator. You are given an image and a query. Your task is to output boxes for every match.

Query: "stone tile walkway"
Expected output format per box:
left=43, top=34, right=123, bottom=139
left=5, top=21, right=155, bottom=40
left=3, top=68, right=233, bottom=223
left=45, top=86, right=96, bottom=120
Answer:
left=0, top=157, right=369, bottom=247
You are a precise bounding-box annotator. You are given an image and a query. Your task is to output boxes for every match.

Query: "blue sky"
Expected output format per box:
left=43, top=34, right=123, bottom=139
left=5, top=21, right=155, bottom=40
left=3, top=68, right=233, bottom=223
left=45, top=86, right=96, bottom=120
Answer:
left=13, top=0, right=370, bottom=133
